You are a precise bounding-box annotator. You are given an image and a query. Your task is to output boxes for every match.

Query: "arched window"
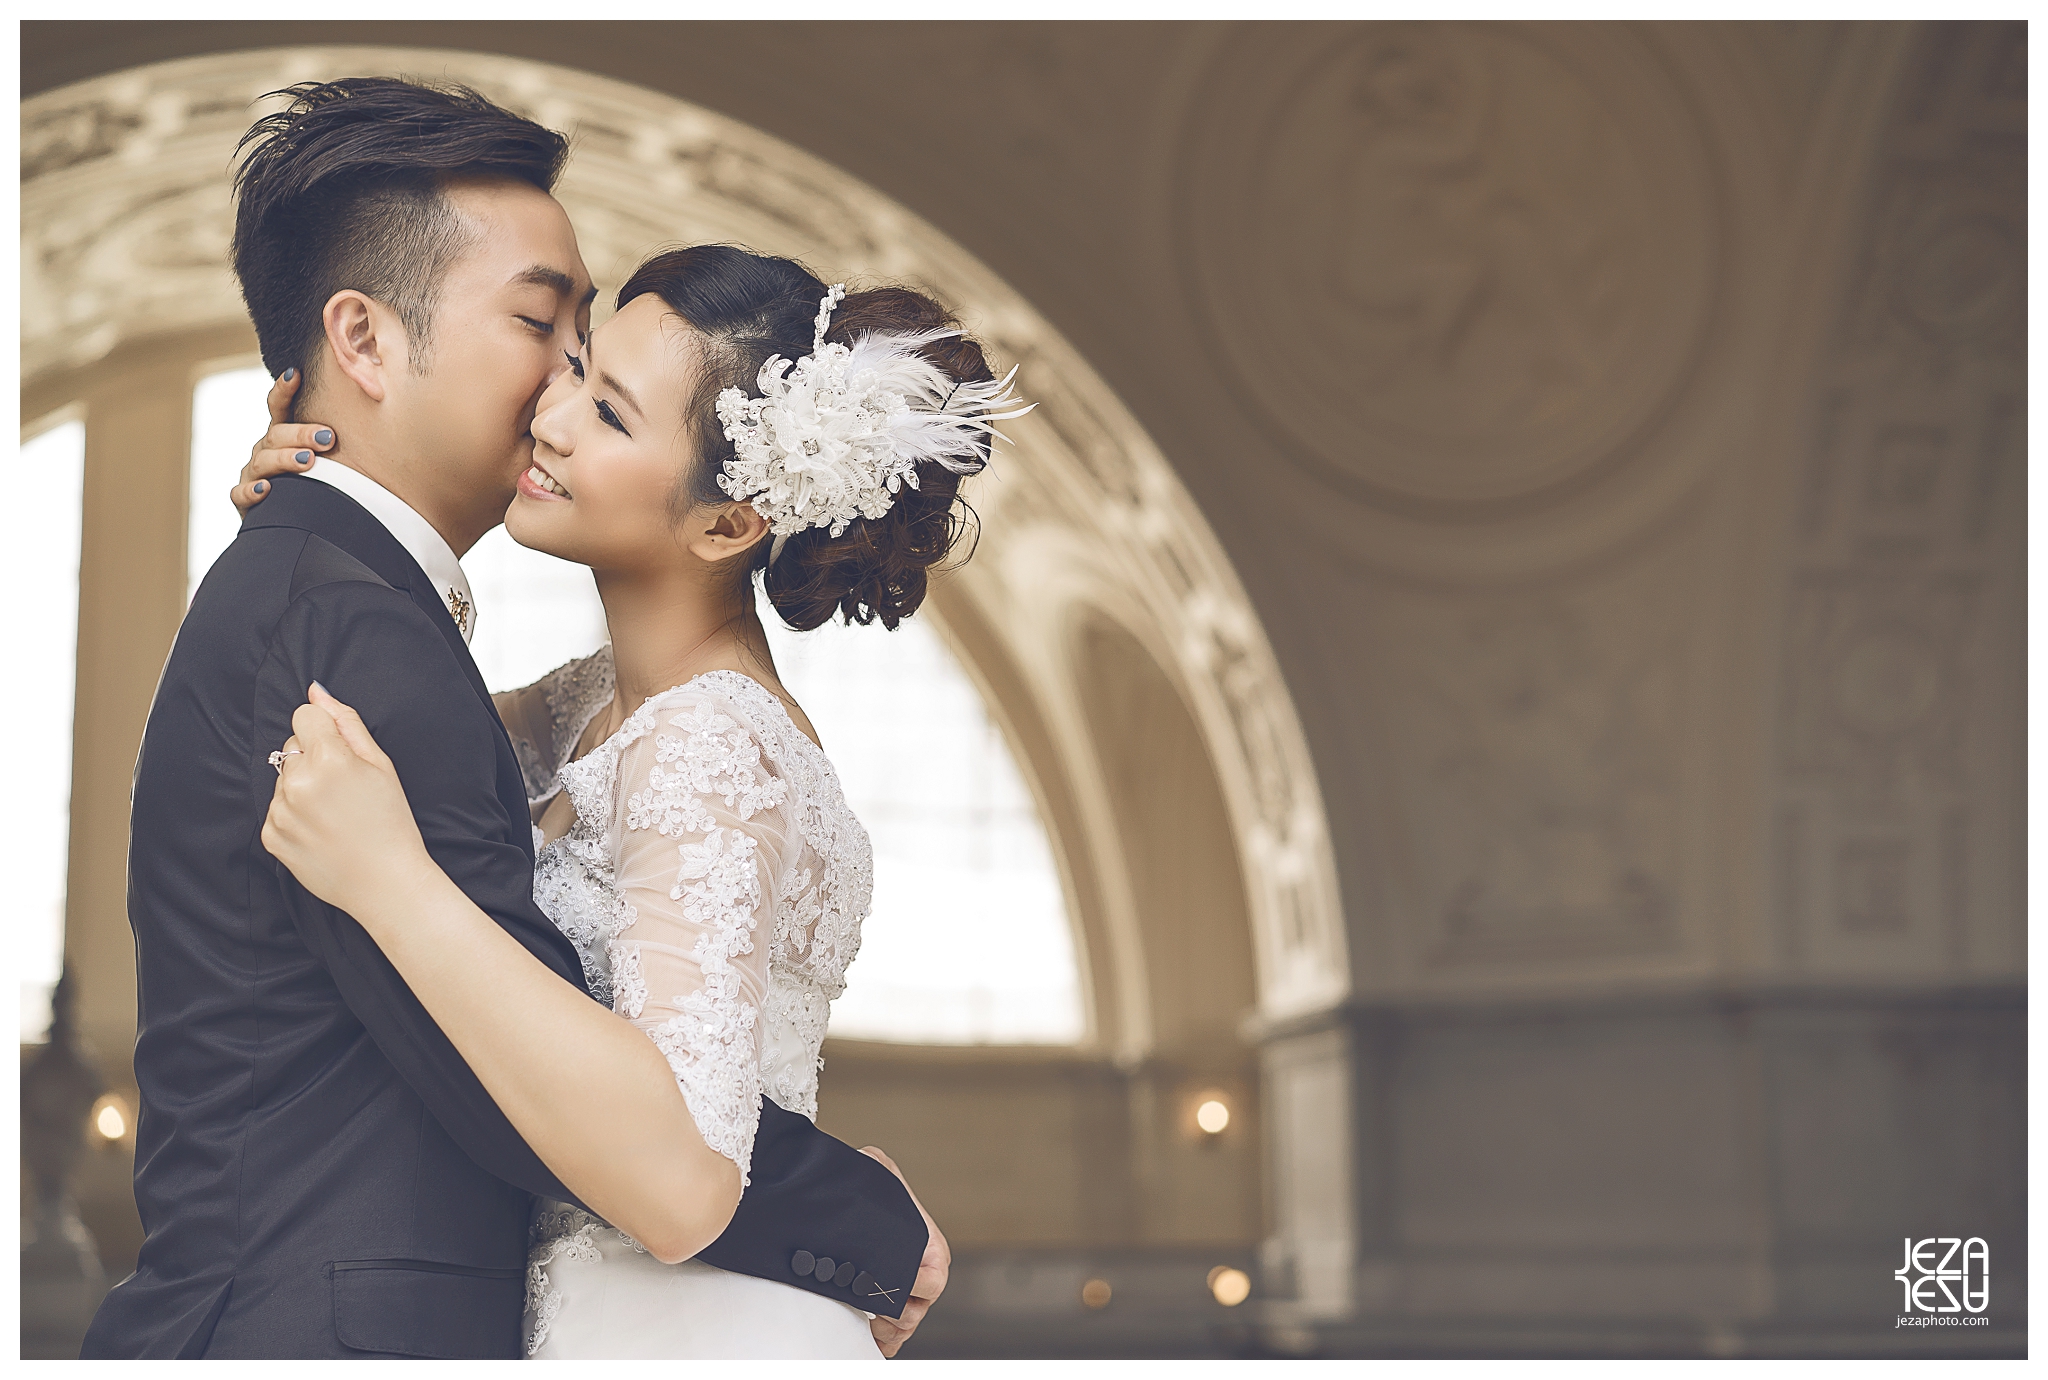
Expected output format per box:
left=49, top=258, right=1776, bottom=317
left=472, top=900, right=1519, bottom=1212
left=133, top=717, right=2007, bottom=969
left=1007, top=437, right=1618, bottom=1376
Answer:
left=17, top=416, right=86, bottom=1042
left=185, top=364, right=1084, bottom=1046
left=757, top=609, right=1084, bottom=1045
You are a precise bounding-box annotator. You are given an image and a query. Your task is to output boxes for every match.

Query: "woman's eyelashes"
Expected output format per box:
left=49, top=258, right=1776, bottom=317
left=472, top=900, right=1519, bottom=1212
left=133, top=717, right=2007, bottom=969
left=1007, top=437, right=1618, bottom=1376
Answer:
left=557, top=349, right=625, bottom=435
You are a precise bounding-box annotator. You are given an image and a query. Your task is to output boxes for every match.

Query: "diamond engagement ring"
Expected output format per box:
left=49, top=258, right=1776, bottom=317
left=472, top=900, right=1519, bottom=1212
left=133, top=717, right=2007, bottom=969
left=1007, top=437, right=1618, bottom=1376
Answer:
left=268, top=749, right=303, bottom=772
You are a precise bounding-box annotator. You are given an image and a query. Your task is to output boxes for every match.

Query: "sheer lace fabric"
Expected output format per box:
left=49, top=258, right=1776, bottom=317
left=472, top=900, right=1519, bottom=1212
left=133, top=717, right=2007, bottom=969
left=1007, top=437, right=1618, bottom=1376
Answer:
left=500, top=649, right=876, bottom=1357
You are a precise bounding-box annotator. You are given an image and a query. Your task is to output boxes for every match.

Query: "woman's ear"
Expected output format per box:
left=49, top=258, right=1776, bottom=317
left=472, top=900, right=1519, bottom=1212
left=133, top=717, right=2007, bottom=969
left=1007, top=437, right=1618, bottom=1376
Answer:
left=321, top=290, right=405, bottom=403
left=685, top=500, right=771, bottom=563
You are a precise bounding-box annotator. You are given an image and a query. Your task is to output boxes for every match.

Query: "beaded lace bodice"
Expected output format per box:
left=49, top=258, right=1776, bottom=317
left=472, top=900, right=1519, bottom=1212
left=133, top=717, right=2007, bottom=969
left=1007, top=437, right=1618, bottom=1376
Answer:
left=504, top=650, right=875, bottom=1352
left=499, top=647, right=873, bottom=1182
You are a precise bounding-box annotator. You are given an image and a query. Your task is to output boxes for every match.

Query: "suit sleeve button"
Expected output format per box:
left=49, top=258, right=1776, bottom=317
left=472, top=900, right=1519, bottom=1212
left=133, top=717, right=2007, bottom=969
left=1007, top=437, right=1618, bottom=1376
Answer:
left=814, top=1256, right=837, bottom=1283
left=792, top=1250, right=815, bottom=1277
left=833, top=1261, right=857, bottom=1288
left=853, top=1270, right=879, bottom=1299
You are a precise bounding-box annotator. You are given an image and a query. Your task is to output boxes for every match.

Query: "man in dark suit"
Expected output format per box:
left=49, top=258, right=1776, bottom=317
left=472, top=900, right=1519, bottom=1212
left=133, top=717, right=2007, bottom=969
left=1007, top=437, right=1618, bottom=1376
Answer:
left=83, top=77, right=944, bottom=1360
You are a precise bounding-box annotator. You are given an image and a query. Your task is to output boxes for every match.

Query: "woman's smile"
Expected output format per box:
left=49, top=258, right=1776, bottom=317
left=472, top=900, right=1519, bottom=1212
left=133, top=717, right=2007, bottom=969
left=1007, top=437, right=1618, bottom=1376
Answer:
left=518, top=459, right=572, bottom=501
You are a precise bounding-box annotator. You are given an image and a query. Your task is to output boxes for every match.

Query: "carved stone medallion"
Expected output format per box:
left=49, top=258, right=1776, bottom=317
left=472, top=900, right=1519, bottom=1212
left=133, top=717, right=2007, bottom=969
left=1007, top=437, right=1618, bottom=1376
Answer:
left=1178, top=22, right=1720, bottom=511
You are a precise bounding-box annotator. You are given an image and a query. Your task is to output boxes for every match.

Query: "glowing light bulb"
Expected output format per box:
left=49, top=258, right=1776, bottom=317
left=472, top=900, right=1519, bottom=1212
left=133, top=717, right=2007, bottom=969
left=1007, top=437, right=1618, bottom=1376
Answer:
left=1081, top=1278, right=1112, bottom=1309
left=92, top=1095, right=127, bottom=1142
left=1208, top=1266, right=1251, bottom=1306
left=1195, top=1098, right=1230, bottom=1135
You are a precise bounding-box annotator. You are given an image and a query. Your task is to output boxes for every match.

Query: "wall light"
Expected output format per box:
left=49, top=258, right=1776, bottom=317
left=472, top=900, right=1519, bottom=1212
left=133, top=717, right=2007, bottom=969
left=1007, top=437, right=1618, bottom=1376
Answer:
left=1081, top=1278, right=1112, bottom=1310
left=1195, top=1096, right=1231, bottom=1136
left=1208, top=1265, right=1251, bottom=1307
left=91, top=1093, right=129, bottom=1143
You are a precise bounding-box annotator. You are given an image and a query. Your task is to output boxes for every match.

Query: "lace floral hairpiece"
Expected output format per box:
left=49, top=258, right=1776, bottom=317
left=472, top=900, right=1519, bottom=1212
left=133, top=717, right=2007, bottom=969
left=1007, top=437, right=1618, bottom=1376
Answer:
left=714, top=284, right=1034, bottom=564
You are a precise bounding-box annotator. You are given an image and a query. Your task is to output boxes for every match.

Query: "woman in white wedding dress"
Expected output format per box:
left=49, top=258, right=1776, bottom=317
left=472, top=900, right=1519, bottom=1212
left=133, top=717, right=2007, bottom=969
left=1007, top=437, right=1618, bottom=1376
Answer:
left=501, top=646, right=874, bottom=1358
left=256, top=244, right=1025, bottom=1358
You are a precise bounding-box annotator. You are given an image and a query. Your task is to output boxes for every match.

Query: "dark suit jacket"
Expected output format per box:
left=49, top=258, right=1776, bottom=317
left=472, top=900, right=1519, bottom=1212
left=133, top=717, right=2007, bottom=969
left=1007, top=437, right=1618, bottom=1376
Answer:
left=82, top=474, right=924, bottom=1359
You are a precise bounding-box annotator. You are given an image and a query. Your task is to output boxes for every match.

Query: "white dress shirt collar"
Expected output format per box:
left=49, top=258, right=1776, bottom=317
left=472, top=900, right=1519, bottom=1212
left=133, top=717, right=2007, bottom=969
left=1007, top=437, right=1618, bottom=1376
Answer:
left=303, top=458, right=478, bottom=644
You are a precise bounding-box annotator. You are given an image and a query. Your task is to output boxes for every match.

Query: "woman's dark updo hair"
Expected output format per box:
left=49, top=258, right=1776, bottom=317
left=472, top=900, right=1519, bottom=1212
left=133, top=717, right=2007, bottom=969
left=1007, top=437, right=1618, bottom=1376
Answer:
left=616, top=243, right=996, bottom=632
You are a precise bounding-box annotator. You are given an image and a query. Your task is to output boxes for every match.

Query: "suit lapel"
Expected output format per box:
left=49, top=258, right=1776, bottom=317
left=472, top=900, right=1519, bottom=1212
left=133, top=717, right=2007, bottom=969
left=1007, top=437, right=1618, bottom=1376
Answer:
left=402, top=577, right=494, bottom=711
left=245, top=476, right=535, bottom=858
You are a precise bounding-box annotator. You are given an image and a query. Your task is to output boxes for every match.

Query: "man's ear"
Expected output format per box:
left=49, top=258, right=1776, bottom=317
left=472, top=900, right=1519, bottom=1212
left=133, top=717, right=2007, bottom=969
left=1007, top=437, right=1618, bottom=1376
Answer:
left=320, top=290, right=406, bottom=403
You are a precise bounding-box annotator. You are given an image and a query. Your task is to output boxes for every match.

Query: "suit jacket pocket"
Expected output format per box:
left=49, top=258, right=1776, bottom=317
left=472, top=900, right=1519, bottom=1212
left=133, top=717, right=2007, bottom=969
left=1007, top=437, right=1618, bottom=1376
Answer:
left=329, top=1258, right=525, bottom=1359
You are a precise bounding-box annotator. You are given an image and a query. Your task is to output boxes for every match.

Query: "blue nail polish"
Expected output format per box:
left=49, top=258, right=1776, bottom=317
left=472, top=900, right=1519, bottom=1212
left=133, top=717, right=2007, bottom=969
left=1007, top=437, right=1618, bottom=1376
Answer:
left=281, top=367, right=296, bottom=383
left=313, top=429, right=333, bottom=447
left=296, top=450, right=312, bottom=465
left=254, top=480, right=268, bottom=494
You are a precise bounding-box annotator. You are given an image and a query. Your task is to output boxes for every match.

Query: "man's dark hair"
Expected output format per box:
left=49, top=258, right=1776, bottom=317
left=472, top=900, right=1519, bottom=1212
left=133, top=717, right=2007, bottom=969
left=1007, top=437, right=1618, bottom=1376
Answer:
left=231, top=77, right=569, bottom=381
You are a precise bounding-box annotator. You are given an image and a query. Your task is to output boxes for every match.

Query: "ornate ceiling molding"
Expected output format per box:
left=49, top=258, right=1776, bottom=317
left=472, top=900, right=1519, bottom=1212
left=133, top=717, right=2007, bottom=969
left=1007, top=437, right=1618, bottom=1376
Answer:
left=22, top=46, right=1350, bottom=1025
left=1767, top=23, right=2024, bottom=977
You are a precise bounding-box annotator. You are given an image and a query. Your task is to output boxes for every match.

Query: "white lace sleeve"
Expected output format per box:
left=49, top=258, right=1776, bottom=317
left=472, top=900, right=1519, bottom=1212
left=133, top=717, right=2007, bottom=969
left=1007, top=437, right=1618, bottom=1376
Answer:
left=498, top=649, right=616, bottom=802
left=493, top=677, right=556, bottom=801
left=605, top=687, right=792, bottom=1186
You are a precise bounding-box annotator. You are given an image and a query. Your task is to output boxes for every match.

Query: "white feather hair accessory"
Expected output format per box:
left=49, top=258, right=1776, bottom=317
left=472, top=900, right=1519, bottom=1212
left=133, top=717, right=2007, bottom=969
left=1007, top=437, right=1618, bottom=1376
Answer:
left=714, top=284, right=1034, bottom=563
